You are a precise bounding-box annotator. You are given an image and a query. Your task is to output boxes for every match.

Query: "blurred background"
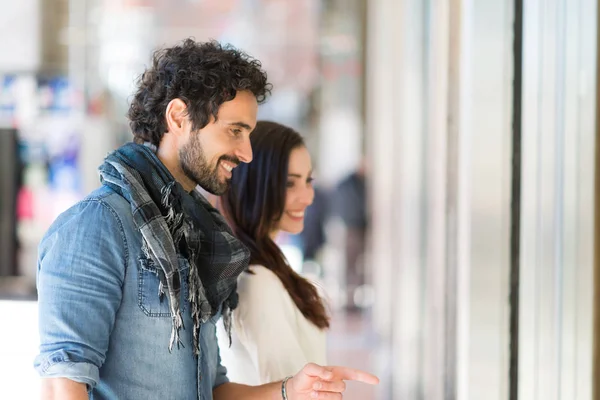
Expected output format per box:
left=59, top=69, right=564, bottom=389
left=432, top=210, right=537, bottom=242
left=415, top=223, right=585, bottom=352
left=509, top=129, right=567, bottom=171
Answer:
left=0, top=0, right=599, bottom=399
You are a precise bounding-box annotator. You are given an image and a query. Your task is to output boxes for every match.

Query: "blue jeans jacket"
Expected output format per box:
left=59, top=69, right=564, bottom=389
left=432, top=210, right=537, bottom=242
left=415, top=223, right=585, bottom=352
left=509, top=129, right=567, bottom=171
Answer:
left=34, top=186, right=229, bottom=399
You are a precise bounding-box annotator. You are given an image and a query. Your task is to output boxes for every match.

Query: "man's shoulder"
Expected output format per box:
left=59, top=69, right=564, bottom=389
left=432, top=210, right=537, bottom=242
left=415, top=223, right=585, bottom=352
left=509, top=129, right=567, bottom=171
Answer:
left=39, top=185, right=137, bottom=267
left=69, top=186, right=130, bottom=220
left=46, top=185, right=134, bottom=237
left=85, top=185, right=130, bottom=211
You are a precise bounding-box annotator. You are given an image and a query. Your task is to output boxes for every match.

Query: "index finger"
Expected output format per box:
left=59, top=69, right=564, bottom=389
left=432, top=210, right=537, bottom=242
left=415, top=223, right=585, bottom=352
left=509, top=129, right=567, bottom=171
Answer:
left=329, top=366, right=380, bottom=385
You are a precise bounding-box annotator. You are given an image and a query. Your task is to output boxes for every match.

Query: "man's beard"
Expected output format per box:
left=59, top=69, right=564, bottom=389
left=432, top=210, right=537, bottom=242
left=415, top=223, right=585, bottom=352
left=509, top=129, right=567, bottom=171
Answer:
left=179, top=133, right=236, bottom=195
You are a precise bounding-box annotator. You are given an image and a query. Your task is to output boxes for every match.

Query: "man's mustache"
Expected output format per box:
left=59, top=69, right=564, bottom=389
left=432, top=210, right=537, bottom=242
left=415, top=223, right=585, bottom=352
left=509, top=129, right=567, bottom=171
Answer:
left=219, top=155, right=241, bottom=167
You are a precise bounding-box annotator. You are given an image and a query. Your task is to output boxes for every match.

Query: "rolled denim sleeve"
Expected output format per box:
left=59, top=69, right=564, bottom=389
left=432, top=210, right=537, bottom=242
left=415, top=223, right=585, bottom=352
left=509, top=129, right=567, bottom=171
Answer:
left=34, top=199, right=127, bottom=388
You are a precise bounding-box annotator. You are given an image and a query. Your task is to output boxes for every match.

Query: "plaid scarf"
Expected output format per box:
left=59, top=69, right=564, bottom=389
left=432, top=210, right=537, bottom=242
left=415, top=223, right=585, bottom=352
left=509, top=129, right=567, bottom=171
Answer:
left=98, top=142, right=250, bottom=354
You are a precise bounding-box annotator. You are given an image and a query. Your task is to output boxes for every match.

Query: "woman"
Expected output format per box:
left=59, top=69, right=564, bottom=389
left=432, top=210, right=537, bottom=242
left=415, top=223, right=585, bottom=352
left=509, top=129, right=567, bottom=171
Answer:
left=217, top=120, right=330, bottom=385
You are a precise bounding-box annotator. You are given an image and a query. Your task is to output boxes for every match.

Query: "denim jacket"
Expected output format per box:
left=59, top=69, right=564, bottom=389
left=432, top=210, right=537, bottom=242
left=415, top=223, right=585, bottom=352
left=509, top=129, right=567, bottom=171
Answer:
left=34, top=185, right=229, bottom=399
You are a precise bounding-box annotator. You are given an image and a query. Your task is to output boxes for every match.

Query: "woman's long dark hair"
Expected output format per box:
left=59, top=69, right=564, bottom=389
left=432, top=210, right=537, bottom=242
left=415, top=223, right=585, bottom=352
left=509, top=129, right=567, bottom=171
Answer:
left=219, top=120, right=330, bottom=329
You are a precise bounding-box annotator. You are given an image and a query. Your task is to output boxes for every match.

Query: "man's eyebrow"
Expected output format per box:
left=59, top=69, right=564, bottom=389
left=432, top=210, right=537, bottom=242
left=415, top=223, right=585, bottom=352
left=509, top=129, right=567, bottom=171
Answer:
left=228, top=121, right=253, bottom=130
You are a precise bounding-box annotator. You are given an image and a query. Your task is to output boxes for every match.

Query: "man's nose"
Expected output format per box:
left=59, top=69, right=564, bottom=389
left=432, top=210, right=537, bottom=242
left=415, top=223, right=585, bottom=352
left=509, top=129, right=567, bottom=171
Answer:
left=235, top=135, right=253, bottom=164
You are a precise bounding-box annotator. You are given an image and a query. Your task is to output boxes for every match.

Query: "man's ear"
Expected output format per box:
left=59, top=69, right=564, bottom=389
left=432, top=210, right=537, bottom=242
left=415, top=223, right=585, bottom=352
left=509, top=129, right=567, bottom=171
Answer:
left=165, top=98, right=189, bottom=136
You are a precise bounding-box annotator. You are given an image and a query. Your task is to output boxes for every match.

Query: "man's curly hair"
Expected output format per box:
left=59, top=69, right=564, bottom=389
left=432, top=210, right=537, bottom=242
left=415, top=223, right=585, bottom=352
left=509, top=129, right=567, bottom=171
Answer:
left=128, top=38, right=272, bottom=147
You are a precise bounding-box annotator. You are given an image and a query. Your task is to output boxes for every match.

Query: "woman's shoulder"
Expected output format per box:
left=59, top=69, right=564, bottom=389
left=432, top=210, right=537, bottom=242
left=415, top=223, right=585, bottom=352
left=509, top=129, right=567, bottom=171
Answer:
left=240, top=264, right=281, bottom=285
left=237, top=265, right=289, bottom=301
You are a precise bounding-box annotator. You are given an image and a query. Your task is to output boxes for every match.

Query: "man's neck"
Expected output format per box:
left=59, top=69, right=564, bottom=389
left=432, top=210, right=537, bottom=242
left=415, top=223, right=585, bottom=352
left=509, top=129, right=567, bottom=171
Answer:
left=156, top=146, right=196, bottom=192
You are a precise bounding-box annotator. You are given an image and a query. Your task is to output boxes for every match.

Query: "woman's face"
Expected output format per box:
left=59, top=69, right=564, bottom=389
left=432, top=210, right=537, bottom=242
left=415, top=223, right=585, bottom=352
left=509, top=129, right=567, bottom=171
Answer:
left=274, top=146, right=315, bottom=235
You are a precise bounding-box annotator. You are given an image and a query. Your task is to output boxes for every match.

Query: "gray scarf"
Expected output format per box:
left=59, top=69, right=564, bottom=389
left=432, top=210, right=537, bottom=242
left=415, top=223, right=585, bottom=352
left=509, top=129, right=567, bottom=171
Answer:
left=98, top=142, right=249, bottom=354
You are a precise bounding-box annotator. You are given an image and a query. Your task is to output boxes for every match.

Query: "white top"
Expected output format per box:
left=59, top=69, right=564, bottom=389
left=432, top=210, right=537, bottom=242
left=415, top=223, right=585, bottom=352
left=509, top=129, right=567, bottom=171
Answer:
left=217, top=265, right=327, bottom=385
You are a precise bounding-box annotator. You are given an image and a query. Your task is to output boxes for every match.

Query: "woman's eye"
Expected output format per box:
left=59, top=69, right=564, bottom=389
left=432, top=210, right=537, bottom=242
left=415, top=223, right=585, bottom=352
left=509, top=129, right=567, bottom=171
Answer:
left=286, top=181, right=294, bottom=188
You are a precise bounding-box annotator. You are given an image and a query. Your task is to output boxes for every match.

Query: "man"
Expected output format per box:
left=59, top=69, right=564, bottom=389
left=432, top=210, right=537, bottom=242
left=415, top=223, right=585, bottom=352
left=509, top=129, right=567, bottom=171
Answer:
left=333, top=162, right=368, bottom=312
left=35, top=39, right=377, bottom=399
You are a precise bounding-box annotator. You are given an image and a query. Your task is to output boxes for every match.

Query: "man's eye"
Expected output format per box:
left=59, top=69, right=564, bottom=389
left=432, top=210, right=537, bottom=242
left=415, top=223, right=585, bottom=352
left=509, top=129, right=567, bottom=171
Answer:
left=231, top=129, right=242, bottom=136
left=286, top=181, right=294, bottom=188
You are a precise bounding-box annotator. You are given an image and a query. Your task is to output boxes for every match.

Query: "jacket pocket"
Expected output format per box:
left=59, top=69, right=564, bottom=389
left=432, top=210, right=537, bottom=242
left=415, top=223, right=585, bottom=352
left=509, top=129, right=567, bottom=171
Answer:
left=138, top=256, right=189, bottom=318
